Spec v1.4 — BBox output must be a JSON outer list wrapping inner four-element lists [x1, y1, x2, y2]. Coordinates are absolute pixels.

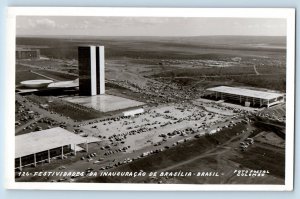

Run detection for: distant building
[[206, 86, 284, 107], [123, 108, 144, 116], [16, 48, 40, 59], [78, 46, 105, 96]]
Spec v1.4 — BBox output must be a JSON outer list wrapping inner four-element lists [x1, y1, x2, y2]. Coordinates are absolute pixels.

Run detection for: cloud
[[28, 18, 56, 28]]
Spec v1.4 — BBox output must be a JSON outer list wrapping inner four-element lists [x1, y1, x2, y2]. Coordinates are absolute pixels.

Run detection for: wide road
[[30, 70, 58, 81]]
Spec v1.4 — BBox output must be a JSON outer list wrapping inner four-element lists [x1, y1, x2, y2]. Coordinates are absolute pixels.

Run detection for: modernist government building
[[78, 46, 105, 96]]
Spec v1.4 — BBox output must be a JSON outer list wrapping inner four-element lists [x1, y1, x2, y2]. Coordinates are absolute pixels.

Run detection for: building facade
[[206, 86, 284, 107], [78, 46, 105, 96], [15, 127, 88, 170]]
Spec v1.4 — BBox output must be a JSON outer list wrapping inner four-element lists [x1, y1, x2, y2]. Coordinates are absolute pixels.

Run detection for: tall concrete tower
[[78, 46, 105, 96]]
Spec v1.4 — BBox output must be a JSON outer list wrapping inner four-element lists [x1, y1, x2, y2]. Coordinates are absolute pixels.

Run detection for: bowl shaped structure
[[20, 79, 54, 88]]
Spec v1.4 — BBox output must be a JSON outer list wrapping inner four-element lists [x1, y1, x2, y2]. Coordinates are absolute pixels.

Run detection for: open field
[[16, 68, 45, 84], [16, 67, 76, 85], [257, 103, 286, 121], [17, 36, 286, 59], [253, 131, 285, 148], [17, 36, 286, 89]]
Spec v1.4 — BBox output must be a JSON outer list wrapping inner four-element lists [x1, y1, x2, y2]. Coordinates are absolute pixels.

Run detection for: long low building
[[15, 127, 88, 170], [123, 108, 144, 116], [206, 86, 284, 107]]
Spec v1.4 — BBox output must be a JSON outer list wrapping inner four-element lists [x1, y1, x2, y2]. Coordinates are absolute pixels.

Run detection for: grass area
[[16, 70, 45, 84], [15, 65, 76, 84], [150, 64, 286, 91], [25, 95, 104, 121], [15, 64, 33, 71], [155, 74, 286, 92], [228, 74, 286, 91], [152, 67, 257, 77], [46, 99, 104, 121], [230, 145, 285, 179], [35, 70, 77, 81]]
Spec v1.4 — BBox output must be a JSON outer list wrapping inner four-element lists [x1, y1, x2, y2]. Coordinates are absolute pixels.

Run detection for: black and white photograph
[[5, 7, 295, 191]]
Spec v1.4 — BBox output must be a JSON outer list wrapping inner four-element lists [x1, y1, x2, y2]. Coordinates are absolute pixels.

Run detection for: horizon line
[[16, 34, 287, 38]]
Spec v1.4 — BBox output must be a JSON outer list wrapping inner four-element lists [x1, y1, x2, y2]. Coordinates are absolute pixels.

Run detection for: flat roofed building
[[78, 46, 105, 96], [15, 127, 87, 170], [206, 86, 284, 107]]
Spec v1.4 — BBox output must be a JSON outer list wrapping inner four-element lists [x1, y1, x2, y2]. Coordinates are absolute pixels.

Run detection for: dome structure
[[20, 79, 54, 88]]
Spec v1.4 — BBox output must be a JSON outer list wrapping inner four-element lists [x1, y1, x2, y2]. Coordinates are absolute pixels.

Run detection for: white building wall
[[90, 46, 97, 96], [99, 46, 105, 94], [123, 108, 144, 116]]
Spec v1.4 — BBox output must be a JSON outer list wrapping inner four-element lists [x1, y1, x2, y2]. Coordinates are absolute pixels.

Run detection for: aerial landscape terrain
[[15, 35, 286, 184]]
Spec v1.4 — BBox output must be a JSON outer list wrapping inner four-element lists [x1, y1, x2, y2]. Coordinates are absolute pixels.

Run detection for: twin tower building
[[78, 46, 105, 96]]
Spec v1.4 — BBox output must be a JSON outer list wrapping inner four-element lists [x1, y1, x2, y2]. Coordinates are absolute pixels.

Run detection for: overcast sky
[[16, 16, 287, 37]]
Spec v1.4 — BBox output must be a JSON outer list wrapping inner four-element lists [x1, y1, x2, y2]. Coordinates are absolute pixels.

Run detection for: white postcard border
[[5, 7, 295, 191]]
